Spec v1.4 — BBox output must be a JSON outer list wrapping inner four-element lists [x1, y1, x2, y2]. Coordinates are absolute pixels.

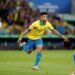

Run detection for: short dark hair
[[40, 12, 47, 16]]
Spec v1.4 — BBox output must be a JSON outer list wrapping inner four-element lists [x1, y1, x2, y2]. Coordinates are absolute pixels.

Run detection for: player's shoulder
[[32, 20, 40, 24], [46, 21, 51, 24], [46, 21, 52, 25], [31, 20, 40, 27]]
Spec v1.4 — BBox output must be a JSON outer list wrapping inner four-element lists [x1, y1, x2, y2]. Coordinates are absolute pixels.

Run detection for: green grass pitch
[[0, 50, 75, 75]]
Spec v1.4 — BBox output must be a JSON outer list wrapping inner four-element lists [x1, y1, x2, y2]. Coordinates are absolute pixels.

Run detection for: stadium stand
[[0, 0, 75, 49]]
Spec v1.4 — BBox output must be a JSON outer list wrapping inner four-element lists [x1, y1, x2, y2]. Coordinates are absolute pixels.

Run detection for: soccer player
[[17, 12, 68, 70]]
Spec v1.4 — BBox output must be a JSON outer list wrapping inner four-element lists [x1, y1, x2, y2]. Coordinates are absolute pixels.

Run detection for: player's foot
[[19, 42, 32, 54], [32, 66, 39, 70], [27, 50, 32, 54]]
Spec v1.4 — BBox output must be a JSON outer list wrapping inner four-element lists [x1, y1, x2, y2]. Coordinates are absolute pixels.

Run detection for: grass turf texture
[[0, 50, 75, 75]]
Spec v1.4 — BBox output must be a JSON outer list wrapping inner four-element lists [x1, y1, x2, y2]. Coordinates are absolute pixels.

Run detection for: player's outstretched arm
[[17, 28, 29, 43], [52, 29, 68, 42]]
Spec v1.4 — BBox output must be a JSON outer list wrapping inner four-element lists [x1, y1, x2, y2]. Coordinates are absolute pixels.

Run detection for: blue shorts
[[27, 38, 43, 50]]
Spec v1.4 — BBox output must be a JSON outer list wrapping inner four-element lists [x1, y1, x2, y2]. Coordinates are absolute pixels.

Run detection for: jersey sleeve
[[47, 22, 54, 30], [29, 21, 36, 30]]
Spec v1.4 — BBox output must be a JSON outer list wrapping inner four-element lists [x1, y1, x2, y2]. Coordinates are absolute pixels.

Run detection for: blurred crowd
[[0, 0, 75, 35]]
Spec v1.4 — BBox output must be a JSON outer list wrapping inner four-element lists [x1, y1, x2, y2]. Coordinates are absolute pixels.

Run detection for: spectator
[[55, 19, 65, 35], [9, 22, 22, 35], [6, 12, 14, 25]]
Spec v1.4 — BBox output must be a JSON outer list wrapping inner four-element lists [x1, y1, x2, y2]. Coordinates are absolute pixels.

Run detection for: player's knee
[[36, 45, 43, 52], [37, 47, 42, 52]]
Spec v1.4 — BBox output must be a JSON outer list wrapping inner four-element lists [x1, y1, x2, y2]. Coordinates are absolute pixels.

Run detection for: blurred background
[[0, 0, 75, 50]]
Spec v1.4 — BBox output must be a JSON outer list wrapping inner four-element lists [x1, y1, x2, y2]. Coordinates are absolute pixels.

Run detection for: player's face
[[41, 15, 48, 22]]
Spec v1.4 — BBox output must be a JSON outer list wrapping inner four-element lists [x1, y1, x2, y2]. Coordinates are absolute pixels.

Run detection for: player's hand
[[62, 35, 69, 42], [17, 38, 22, 43]]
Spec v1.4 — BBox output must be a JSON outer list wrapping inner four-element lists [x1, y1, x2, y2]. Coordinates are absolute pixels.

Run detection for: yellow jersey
[[26, 20, 54, 40]]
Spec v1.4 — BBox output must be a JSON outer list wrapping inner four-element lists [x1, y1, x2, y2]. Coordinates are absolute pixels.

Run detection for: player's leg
[[26, 39, 35, 54], [20, 39, 34, 54], [33, 39, 43, 70]]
